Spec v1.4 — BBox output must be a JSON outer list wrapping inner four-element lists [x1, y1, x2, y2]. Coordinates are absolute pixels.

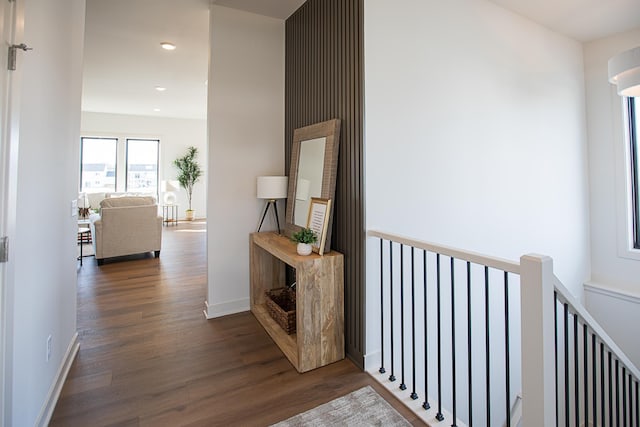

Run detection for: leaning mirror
[[285, 119, 341, 253]]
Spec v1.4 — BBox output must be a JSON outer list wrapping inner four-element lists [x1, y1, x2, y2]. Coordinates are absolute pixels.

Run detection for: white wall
[[6, 0, 85, 424], [583, 28, 640, 367], [365, 0, 590, 293], [205, 6, 284, 317], [365, 0, 590, 421], [81, 112, 207, 219]]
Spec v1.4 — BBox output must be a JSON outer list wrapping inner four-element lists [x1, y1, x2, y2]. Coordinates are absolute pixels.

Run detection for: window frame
[[628, 97, 639, 249]]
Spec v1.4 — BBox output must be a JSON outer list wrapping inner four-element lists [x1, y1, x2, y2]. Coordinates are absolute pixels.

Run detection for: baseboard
[[35, 332, 79, 427], [363, 350, 381, 373], [203, 298, 249, 319]]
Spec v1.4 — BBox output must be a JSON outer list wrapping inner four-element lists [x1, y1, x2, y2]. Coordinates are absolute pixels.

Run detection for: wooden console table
[[250, 232, 344, 373]]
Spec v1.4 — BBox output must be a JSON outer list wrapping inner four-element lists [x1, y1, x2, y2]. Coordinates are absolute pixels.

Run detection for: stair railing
[[367, 230, 640, 427]]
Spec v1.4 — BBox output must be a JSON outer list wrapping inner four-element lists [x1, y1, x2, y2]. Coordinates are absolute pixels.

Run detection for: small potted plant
[[291, 228, 317, 256], [173, 146, 202, 221]]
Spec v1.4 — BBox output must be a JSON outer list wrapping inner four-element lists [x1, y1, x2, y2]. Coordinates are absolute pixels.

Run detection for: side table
[[162, 204, 178, 226], [77, 227, 90, 266]]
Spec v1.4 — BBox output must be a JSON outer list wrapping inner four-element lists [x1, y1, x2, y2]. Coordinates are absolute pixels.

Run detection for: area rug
[[271, 386, 411, 427]]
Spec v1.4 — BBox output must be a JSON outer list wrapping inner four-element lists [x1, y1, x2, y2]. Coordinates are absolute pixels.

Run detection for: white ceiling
[[82, 0, 640, 121]]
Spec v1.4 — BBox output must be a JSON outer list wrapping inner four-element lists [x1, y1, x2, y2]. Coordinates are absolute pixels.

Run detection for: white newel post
[[520, 254, 555, 426]]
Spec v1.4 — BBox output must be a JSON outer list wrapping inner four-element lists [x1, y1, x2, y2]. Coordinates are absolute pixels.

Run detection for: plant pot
[[185, 210, 195, 221], [296, 242, 312, 256]]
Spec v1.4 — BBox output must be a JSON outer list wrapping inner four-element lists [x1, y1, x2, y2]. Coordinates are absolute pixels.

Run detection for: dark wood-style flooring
[[51, 221, 421, 426]]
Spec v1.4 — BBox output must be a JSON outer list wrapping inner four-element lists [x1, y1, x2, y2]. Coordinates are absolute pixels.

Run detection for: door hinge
[[8, 43, 32, 71], [0, 237, 8, 263]]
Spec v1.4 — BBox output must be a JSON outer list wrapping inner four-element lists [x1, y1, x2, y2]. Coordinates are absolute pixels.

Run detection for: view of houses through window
[[80, 137, 160, 196], [80, 137, 117, 193], [125, 139, 159, 194]]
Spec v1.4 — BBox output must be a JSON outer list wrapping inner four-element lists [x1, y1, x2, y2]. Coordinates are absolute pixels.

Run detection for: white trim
[[363, 350, 381, 373], [35, 332, 79, 427], [366, 369, 466, 427], [584, 281, 640, 305], [203, 298, 249, 319]]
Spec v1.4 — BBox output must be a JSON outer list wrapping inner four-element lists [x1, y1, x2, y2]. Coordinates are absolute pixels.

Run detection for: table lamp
[[256, 176, 288, 233]]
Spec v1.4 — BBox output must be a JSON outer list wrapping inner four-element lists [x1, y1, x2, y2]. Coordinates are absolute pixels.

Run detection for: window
[[80, 137, 117, 193], [628, 97, 640, 248], [126, 139, 159, 194]]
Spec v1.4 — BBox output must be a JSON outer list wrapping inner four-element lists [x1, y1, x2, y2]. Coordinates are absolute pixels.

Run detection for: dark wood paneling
[[285, 0, 364, 368]]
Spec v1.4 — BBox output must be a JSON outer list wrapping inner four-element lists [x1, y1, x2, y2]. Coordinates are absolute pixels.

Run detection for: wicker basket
[[265, 287, 296, 334]]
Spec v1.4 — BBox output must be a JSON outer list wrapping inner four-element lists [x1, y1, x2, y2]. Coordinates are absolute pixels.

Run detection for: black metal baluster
[[451, 257, 457, 426], [485, 266, 491, 427], [602, 343, 606, 427], [636, 380, 640, 427], [592, 333, 596, 427], [400, 244, 406, 391], [504, 272, 511, 427], [467, 261, 473, 427], [379, 238, 386, 374], [555, 294, 559, 427], [624, 368, 628, 427], [436, 254, 444, 422], [574, 314, 579, 427], [616, 359, 620, 427], [583, 324, 588, 427], [410, 247, 418, 400], [629, 373, 633, 427], [564, 303, 569, 427], [609, 352, 613, 427], [423, 250, 430, 411], [389, 241, 396, 382]]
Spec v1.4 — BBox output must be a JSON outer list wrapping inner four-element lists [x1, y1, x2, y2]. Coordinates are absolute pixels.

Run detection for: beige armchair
[[90, 196, 162, 265]]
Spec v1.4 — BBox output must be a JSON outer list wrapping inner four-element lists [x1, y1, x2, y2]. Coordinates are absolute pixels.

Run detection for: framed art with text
[[306, 198, 332, 254]]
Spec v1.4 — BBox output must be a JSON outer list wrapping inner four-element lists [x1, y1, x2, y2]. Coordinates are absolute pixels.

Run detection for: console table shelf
[[250, 232, 344, 373]]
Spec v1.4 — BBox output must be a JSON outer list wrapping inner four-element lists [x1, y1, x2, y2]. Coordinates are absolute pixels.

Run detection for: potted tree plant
[[291, 227, 318, 256], [173, 146, 202, 221]]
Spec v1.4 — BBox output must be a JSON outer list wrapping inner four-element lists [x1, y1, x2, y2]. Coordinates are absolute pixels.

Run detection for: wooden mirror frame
[[285, 119, 341, 253]]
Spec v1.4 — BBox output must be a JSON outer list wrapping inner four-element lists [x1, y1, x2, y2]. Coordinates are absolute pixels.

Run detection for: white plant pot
[[296, 243, 312, 256]]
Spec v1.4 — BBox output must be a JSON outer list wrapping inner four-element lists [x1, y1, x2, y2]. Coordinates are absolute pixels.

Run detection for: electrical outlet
[[46, 335, 52, 362]]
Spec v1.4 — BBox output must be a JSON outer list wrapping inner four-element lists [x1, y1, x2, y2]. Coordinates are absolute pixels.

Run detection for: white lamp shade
[[257, 176, 288, 199], [161, 180, 179, 192], [609, 46, 640, 97]]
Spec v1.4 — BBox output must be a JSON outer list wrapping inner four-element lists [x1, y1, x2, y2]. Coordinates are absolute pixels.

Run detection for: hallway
[[51, 222, 418, 426]]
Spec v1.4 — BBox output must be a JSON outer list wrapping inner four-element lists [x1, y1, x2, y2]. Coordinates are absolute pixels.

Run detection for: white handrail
[[368, 230, 521, 274], [554, 275, 640, 380]]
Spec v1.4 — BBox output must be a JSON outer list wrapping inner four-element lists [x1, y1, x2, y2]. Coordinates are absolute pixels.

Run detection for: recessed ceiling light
[[155, 86, 166, 92], [160, 42, 176, 51], [153, 108, 161, 112]]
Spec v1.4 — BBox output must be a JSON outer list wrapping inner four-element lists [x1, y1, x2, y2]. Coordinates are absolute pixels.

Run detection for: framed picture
[[306, 198, 332, 254]]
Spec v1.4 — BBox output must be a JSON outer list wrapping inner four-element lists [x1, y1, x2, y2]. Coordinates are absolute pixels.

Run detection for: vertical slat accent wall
[[285, 0, 365, 367]]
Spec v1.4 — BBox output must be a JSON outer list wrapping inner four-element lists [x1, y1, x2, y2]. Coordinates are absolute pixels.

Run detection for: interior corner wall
[[7, 0, 85, 424], [364, 0, 590, 355], [80, 112, 208, 219], [206, 6, 285, 318], [285, 0, 365, 367]]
